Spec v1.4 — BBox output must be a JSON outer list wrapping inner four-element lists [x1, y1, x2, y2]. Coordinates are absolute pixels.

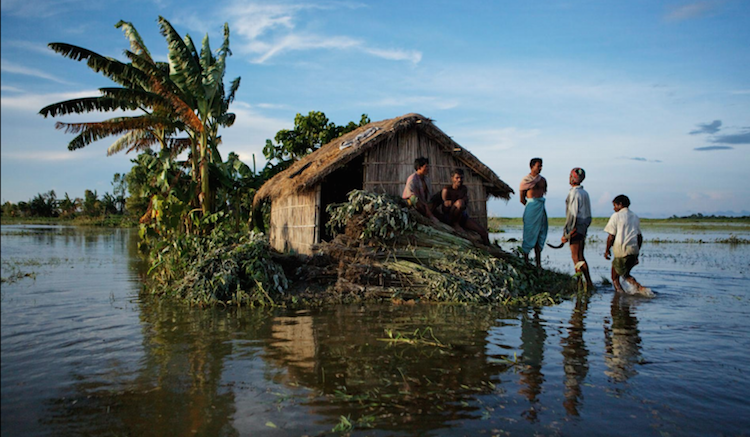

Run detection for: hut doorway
[[319, 156, 364, 242]]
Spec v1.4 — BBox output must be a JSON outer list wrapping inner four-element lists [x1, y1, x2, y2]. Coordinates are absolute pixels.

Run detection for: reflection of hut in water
[[262, 306, 513, 433], [270, 316, 317, 370], [253, 113, 513, 255]]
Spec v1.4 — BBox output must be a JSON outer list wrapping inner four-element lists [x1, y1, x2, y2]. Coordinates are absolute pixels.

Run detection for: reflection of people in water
[[561, 292, 590, 416], [603, 294, 643, 382], [518, 307, 547, 422]]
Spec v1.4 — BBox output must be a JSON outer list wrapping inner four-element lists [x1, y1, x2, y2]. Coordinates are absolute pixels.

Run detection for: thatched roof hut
[[253, 113, 513, 255]]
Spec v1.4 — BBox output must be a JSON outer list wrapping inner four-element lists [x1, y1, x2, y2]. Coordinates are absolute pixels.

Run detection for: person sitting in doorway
[[436, 168, 490, 245], [402, 156, 440, 224]]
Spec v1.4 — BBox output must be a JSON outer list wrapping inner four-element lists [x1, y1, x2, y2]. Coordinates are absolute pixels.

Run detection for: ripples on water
[[1, 224, 749, 436]]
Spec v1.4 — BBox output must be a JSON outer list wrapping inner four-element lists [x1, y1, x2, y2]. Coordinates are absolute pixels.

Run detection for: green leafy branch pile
[[322, 190, 574, 305], [327, 190, 416, 242], [147, 227, 288, 306]]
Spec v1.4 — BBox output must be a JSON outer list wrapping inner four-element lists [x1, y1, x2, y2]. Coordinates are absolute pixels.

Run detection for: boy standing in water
[[519, 158, 548, 268], [604, 195, 650, 294], [562, 167, 594, 289]]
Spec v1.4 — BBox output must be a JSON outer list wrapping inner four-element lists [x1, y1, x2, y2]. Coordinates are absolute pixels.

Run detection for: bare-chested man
[[519, 158, 548, 268], [438, 168, 490, 244]]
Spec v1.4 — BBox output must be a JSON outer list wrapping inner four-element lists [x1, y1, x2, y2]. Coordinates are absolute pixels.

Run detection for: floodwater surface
[[1, 224, 749, 436]]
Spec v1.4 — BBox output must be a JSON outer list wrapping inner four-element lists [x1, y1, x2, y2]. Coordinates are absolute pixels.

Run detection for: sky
[[2, 0, 749, 218]]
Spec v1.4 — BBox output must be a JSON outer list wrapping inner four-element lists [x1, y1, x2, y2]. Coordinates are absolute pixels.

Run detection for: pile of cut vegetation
[[286, 190, 576, 306]]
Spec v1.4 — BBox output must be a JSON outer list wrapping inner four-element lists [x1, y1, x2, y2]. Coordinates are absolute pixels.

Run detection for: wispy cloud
[[665, 1, 720, 22], [689, 119, 721, 135], [455, 127, 542, 151], [368, 95, 459, 111], [1, 90, 99, 113], [694, 145, 733, 151], [1, 150, 95, 162], [1, 59, 73, 85], [620, 157, 663, 163], [2, 40, 59, 57], [222, 1, 421, 64]]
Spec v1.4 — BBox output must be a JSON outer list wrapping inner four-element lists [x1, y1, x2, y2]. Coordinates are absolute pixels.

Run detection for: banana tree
[[40, 17, 240, 218]]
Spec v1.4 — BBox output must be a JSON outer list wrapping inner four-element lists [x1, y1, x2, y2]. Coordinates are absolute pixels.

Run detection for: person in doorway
[[519, 157, 548, 268], [437, 168, 490, 244], [562, 167, 594, 289], [402, 156, 440, 224], [604, 195, 650, 294]]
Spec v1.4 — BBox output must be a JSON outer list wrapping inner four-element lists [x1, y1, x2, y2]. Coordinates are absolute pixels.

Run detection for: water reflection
[[517, 307, 546, 422], [603, 294, 643, 383], [561, 292, 591, 416], [261, 305, 515, 434]]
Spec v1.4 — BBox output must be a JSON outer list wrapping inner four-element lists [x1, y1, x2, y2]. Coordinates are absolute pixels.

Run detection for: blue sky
[[2, 0, 749, 217]]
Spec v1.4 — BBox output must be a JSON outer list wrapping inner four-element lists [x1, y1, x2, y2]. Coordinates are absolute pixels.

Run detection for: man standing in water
[[562, 167, 594, 289], [519, 158, 548, 268], [604, 194, 651, 295]]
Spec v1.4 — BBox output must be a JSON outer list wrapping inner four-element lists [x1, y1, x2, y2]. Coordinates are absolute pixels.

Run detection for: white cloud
[[665, 1, 719, 22], [1, 59, 73, 85], [455, 127, 542, 151], [2, 40, 58, 57], [221, 1, 421, 64], [368, 95, 459, 111], [1, 90, 98, 113], [1, 150, 96, 162]]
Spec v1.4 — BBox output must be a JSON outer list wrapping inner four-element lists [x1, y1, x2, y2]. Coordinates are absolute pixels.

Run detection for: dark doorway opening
[[319, 156, 364, 242]]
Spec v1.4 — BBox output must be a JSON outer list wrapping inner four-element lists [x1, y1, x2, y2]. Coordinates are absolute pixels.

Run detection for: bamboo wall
[[269, 186, 320, 255], [363, 129, 489, 228]]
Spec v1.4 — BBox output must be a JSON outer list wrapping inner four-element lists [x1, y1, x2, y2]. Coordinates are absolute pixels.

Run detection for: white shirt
[[604, 207, 641, 258], [563, 185, 592, 238]]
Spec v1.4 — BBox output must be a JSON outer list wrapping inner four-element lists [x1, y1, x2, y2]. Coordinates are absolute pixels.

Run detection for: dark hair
[[613, 194, 630, 208], [530, 158, 542, 168], [414, 157, 429, 170], [451, 168, 464, 177]]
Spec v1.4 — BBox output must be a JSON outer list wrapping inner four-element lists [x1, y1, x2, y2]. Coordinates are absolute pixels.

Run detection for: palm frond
[[97, 87, 169, 110], [56, 116, 174, 150], [158, 16, 203, 97], [39, 96, 139, 118], [115, 20, 153, 64], [48, 43, 149, 90], [107, 130, 159, 156], [226, 77, 241, 105]]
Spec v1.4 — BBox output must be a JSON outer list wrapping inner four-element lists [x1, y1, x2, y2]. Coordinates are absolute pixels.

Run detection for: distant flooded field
[[2, 223, 749, 436]]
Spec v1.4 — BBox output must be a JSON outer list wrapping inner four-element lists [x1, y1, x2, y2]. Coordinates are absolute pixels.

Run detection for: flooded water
[[2, 223, 749, 436]]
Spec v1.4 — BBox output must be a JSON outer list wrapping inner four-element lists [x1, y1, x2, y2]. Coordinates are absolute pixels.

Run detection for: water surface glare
[[2, 224, 749, 436]]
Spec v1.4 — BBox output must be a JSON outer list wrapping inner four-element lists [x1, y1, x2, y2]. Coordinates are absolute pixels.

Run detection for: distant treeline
[[667, 213, 750, 220]]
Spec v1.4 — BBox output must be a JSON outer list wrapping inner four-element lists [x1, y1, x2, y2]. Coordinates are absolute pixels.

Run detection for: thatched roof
[[253, 113, 514, 208]]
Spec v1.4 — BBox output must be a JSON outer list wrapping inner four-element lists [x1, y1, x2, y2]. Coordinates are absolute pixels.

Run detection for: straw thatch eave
[[253, 113, 514, 210]]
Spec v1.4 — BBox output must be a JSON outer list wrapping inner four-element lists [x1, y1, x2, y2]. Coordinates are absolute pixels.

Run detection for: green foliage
[[323, 190, 575, 305], [326, 190, 415, 242], [41, 16, 242, 217], [145, 225, 288, 306], [262, 111, 369, 177]]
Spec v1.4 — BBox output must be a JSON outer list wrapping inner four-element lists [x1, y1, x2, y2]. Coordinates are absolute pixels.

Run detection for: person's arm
[[637, 233, 643, 249], [520, 189, 528, 205], [442, 187, 451, 208], [604, 234, 615, 259]]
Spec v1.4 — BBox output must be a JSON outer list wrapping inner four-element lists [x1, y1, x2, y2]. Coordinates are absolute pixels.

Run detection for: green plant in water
[[379, 327, 449, 348], [332, 415, 353, 433]]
